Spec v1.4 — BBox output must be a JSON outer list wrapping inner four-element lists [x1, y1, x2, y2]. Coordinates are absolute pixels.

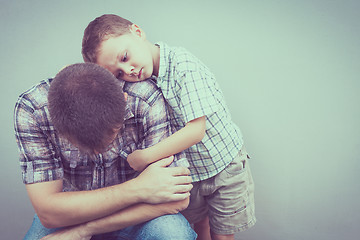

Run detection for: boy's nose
[[124, 65, 135, 76]]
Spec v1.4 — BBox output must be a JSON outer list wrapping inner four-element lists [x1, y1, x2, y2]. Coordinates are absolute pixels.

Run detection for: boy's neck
[[150, 42, 160, 77]]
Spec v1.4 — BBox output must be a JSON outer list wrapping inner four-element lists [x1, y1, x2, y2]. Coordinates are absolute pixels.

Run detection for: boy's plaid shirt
[[155, 42, 244, 182]]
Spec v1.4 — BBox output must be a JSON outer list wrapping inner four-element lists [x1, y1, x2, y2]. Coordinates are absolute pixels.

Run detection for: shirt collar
[[124, 103, 133, 121], [154, 41, 170, 84], [119, 80, 134, 121]]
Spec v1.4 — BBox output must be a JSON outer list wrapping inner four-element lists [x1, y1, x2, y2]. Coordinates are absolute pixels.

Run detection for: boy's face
[[96, 25, 156, 82]]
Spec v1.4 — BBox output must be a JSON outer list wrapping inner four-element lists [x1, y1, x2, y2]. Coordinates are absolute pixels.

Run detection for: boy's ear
[[130, 24, 146, 39]]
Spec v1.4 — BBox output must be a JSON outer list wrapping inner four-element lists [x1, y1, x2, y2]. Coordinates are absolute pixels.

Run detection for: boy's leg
[[193, 217, 234, 240], [181, 181, 212, 239], [194, 216, 211, 240], [210, 231, 235, 240], [23, 214, 61, 240], [182, 147, 256, 239], [208, 147, 256, 238]]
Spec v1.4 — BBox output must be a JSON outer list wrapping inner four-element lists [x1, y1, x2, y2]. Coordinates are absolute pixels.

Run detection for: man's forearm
[[27, 158, 192, 229], [83, 199, 189, 236], [27, 178, 144, 228]]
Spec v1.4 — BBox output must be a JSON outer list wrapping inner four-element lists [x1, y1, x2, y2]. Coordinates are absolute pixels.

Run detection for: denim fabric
[[24, 213, 196, 240]]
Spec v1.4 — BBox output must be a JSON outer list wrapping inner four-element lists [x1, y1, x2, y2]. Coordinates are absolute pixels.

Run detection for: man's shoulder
[[123, 79, 163, 106], [15, 79, 51, 110]]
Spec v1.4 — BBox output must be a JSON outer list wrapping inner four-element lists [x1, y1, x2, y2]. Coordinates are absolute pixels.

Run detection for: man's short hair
[[48, 62, 126, 153], [82, 14, 133, 63]]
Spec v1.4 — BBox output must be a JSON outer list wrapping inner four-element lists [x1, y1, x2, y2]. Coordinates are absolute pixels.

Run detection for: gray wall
[[1, 0, 359, 239]]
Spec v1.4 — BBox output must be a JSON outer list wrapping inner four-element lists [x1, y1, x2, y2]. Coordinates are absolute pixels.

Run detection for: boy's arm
[[146, 116, 206, 163], [26, 156, 192, 229], [128, 116, 206, 171]]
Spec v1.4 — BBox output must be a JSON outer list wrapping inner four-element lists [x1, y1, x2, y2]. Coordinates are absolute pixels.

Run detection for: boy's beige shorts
[[181, 146, 256, 235]]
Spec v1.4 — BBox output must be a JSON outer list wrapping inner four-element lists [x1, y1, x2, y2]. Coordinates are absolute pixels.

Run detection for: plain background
[[1, 0, 359, 239]]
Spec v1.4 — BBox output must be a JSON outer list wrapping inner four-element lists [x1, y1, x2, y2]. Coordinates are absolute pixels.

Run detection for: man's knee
[[137, 213, 197, 240]]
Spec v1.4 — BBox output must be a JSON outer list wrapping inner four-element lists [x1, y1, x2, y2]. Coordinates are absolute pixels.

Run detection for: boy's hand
[[127, 149, 149, 171]]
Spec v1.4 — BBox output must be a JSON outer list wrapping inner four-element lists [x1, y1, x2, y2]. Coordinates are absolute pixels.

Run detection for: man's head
[[82, 14, 159, 83], [48, 62, 126, 154]]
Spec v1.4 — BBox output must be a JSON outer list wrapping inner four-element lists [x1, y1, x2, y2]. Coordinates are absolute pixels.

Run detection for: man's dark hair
[[48, 63, 126, 153]]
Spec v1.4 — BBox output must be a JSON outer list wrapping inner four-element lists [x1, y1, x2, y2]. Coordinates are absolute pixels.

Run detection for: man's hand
[[135, 156, 193, 204], [41, 224, 91, 240], [127, 149, 148, 172], [161, 197, 191, 215]]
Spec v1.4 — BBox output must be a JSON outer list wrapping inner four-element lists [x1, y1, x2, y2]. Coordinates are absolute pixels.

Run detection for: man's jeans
[[24, 213, 196, 239]]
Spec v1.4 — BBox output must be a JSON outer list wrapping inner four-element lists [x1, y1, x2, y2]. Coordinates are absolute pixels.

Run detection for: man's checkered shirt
[[14, 78, 187, 191]]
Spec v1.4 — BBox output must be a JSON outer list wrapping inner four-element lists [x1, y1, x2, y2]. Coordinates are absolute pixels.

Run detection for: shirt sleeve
[[14, 98, 63, 184], [175, 51, 220, 123], [140, 91, 189, 168]]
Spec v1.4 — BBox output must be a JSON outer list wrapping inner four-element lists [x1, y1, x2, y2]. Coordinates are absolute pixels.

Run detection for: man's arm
[[40, 198, 189, 240], [14, 95, 191, 229], [83, 198, 189, 236], [26, 157, 192, 229]]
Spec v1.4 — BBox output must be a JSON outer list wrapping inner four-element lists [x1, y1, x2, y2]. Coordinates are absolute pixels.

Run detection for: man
[[14, 63, 196, 239]]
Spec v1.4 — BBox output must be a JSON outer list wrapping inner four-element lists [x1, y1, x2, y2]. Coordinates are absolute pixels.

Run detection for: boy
[[82, 14, 256, 240], [14, 63, 195, 239]]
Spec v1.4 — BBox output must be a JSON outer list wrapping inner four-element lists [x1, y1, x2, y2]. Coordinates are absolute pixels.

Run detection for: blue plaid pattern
[[14, 78, 187, 191], [155, 42, 244, 182]]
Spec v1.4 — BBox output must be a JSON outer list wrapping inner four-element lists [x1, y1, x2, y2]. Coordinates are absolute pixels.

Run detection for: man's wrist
[[128, 177, 146, 203]]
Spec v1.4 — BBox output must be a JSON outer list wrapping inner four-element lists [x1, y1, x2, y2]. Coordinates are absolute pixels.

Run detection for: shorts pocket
[[223, 150, 249, 176]]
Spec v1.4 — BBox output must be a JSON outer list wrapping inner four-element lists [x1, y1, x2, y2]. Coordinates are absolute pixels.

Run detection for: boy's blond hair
[[82, 14, 133, 63]]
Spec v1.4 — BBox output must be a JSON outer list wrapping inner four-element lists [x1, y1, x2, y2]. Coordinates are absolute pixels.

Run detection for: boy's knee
[[137, 213, 196, 240]]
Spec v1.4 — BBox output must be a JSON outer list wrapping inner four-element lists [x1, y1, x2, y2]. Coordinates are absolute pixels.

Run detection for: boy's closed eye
[[122, 51, 128, 62], [117, 70, 124, 79], [116, 52, 128, 78]]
